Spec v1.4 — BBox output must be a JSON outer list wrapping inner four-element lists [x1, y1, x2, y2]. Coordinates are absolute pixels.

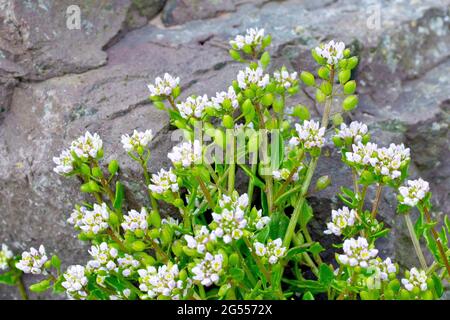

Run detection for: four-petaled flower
[[148, 73, 180, 98], [315, 40, 345, 65], [16, 245, 48, 275]]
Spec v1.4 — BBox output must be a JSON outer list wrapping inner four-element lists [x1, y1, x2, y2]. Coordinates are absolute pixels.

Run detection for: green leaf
[[51, 255, 61, 270], [318, 264, 334, 286], [299, 202, 313, 228], [230, 268, 245, 282], [309, 242, 325, 255], [269, 212, 290, 240], [432, 274, 443, 298], [284, 245, 309, 261], [239, 164, 265, 189], [270, 133, 284, 171], [302, 291, 315, 300], [0, 271, 18, 286], [283, 279, 327, 294], [113, 181, 125, 210], [29, 279, 52, 293], [260, 52, 271, 69]]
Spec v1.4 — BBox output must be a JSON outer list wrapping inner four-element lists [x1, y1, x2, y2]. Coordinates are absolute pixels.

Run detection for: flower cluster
[[335, 121, 368, 143], [272, 168, 300, 181], [148, 73, 180, 98], [138, 264, 190, 299], [402, 268, 428, 292], [68, 203, 110, 234], [290, 120, 325, 149], [315, 40, 345, 65], [375, 143, 410, 180], [254, 238, 287, 264], [398, 178, 430, 207], [177, 95, 210, 119], [337, 237, 378, 268], [53, 132, 103, 175], [273, 68, 298, 89], [229, 28, 265, 50], [212, 193, 249, 243], [0, 244, 13, 270], [192, 253, 223, 286], [324, 206, 357, 236], [121, 129, 153, 153], [87, 242, 118, 272], [345, 142, 379, 167], [184, 226, 215, 254], [237, 67, 269, 90], [211, 86, 239, 111], [148, 168, 179, 195], [15, 245, 48, 275], [168, 140, 202, 168], [117, 254, 141, 277], [248, 209, 271, 230], [62, 265, 88, 299], [369, 257, 397, 281], [121, 208, 149, 233]]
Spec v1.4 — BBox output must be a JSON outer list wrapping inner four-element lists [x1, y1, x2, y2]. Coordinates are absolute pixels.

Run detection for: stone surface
[[1, 0, 450, 299]]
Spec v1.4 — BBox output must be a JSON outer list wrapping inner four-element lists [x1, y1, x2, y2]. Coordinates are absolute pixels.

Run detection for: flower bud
[[343, 80, 356, 95], [362, 134, 370, 144], [293, 105, 310, 120], [218, 249, 228, 268], [300, 71, 315, 86], [338, 70, 351, 85], [172, 240, 183, 257], [229, 49, 242, 62], [222, 115, 234, 129], [332, 113, 344, 126], [273, 97, 284, 113], [109, 212, 119, 227], [260, 52, 271, 69], [172, 86, 181, 99], [332, 136, 343, 147], [179, 269, 188, 281], [343, 48, 351, 58], [282, 120, 290, 131], [149, 210, 161, 228], [399, 289, 411, 300], [229, 253, 239, 267], [131, 240, 146, 252], [311, 48, 326, 65], [108, 159, 119, 175], [317, 67, 329, 80], [388, 279, 400, 292], [315, 175, 331, 191], [347, 57, 359, 70], [153, 101, 165, 110], [343, 95, 358, 111]]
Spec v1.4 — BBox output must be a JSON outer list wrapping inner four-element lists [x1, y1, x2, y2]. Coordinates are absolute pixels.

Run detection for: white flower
[[324, 206, 357, 236], [370, 257, 397, 281], [336, 121, 368, 143], [345, 142, 379, 167], [237, 67, 270, 90], [211, 86, 239, 111], [87, 242, 118, 272], [338, 237, 378, 268], [149, 168, 179, 195], [192, 253, 223, 287], [62, 265, 88, 298], [272, 168, 300, 181], [0, 244, 13, 270], [117, 254, 141, 277], [148, 73, 180, 97], [230, 28, 265, 50], [375, 143, 410, 180], [290, 120, 325, 149], [402, 268, 428, 292], [176, 95, 210, 119], [184, 226, 215, 254], [248, 209, 271, 230], [168, 140, 202, 168], [315, 40, 345, 65], [67, 206, 89, 228], [16, 245, 48, 275], [399, 178, 429, 207], [70, 131, 103, 159], [212, 208, 247, 243], [53, 149, 74, 175], [121, 207, 149, 233], [253, 238, 286, 264], [138, 264, 190, 299], [218, 192, 249, 211], [121, 129, 153, 153], [79, 203, 110, 234], [273, 68, 298, 89]]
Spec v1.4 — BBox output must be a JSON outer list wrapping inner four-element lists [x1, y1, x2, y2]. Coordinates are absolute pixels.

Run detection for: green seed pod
[[332, 136, 343, 147], [320, 81, 332, 96], [384, 289, 395, 300], [293, 104, 310, 120], [338, 70, 351, 85], [412, 287, 420, 297], [29, 279, 51, 293], [360, 170, 375, 185], [172, 86, 181, 99], [347, 56, 359, 70], [172, 240, 183, 257], [108, 159, 119, 175], [222, 99, 232, 111], [315, 89, 326, 103], [182, 246, 197, 257], [80, 182, 92, 193], [44, 260, 52, 269], [242, 44, 252, 55], [218, 284, 230, 297], [311, 48, 326, 65], [388, 279, 401, 292], [343, 48, 351, 58], [214, 129, 225, 149], [80, 163, 91, 177], [88, 180, 101, 193], [399, 289, 411, 300], [362, 134, 371, 144], [153, 101, 166, 110], [343, 95, 358, 111], [262, 35, 272, 48], [282, 120, 290, 131], [315, 175, 331, 191], [421, 290, 434, 300], [360, 291, 370, 300], [242, 99, 254, 115], [229, 253, 239, 267], [109, 212, 119, 227], [148, 228, 160, 240], [92, 167, 103, 178], [317, 67, 330, 80], [135, 229, 144, 238], [78, 232, 90, 241], [222, 115, 234, 129], [160, 226, 173, 246], [244, 88, 255, 99], [261, 93, 274, 107], [248, 133, 259, 153], [260, 52, 271, 69], [272, 97, 284, 113], [131, 240, 146, 252], [229, 49, 242, 62], [343, 80, 356, 95], [332, 113, 344, 126], [135, 252, 156, 266], [300, 71, 315, 86], [150, 210, 161, 228], [173, 198, 184, 208]]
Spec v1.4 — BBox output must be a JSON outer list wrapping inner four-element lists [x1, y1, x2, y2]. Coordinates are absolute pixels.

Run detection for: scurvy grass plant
[[1, 28, 449, 300]]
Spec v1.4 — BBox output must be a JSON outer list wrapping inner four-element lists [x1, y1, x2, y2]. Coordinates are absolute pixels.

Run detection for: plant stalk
[[404, 214, 428, 270]]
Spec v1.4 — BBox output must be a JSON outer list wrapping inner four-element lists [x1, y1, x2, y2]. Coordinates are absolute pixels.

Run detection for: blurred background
[[0, 0, 449, 299]]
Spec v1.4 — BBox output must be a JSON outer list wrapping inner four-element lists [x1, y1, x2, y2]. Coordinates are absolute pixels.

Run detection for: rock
[[125, 0, 167, 30]]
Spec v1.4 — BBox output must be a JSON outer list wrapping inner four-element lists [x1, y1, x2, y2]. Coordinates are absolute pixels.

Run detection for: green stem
[[371, 184, 383, 219], [247, 161, 258, 206], [195, 176, 215, 209], [140, 160, 159, 214], [352, 169, 359, 194], [243, 237, 271, 282], [16, 276, 28, 300], [404, 214, 427, 270]]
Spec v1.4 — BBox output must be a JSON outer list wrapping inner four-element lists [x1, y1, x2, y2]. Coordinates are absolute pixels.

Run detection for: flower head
[[402, 267, 428, 292], [87, 242, 118, 272], [70, 131, 103, 159], [399, 178, 429, 207], [79, 203, 110, 234], [212, 193, 249, 243], [192, 253, 223, 286], [369, 257, 397, 281], [121, 129, 153, 153], [138, 264, 191, 299], [272, 168, 300, 181], [53, 149, 74, 175], [117, 254, 141, 277], [254, 238, 286, 264], [148, 73, 180, 98], [121, 207, 149, 233], [338, 237, 378, 268], [149, 168, 179, 195], [184, 226, 215, 254], [324, 206, 357, 236], [290, 120, 325, 149], [177, 95, 210, 119], [0, 244, 13, 270], [335, 121, 368, 143], [237, 67, 269, 90], [315, 40, 345, 65], [16, 245, 48, 274], [62, 265, 88, 299], [168, 140, 202, 168], [375, 143, 410, 180], [67, 206, 89, 228], [345, 142, 379, 167], [211, 86, 239, 111], [273, 68, 298, 89], [230, 28, 265, 50], [248, 209, 271, 230]]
